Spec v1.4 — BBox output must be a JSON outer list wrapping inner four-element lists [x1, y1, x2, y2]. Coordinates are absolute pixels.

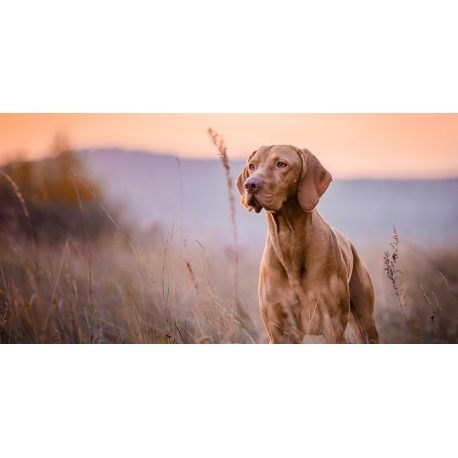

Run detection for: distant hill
[[78, 149, 458, 248]]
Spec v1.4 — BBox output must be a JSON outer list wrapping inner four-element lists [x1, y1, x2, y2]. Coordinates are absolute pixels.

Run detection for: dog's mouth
[[245, 193, 263, 213]]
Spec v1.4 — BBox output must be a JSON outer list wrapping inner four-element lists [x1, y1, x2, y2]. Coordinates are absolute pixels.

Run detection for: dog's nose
[[244, 176, 262, 193]]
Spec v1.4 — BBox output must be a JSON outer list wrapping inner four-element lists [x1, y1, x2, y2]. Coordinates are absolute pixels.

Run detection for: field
[[1, 146, 457, 344], [1, 221, 458, 344]]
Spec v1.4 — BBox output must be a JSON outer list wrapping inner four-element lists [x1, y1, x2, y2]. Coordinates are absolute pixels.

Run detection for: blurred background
[[1, 113, 457, 343]]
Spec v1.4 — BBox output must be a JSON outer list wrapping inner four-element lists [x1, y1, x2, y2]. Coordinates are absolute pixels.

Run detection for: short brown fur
[[236, 145, 379, 344]]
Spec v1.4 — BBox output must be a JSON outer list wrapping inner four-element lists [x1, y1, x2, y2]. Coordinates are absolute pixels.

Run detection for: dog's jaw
[[245, 193, 263, 213]]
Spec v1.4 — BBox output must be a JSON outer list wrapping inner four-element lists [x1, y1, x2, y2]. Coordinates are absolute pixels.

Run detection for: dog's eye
[[249, 164, 256, 170], [277, 162, 287, 168]]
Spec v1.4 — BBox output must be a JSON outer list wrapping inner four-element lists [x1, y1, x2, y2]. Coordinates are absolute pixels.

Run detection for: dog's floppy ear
[[296, 148, 332, 212], [236, 150, 257, 211]]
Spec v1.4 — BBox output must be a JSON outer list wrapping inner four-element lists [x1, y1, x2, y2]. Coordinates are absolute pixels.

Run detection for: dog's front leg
[[260, 303, 304, 344], [320, 304, 350, 344]]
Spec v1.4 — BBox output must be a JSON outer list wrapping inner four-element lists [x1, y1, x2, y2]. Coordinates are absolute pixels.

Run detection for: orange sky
[[1, 114, 457, 178]]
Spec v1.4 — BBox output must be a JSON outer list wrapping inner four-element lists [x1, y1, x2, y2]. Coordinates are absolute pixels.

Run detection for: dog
[[236, 145, 379, 343]]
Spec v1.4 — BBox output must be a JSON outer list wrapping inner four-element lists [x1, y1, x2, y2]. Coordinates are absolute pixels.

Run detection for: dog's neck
[[266, 198, 314, 239], [265, 198, 329, 278]]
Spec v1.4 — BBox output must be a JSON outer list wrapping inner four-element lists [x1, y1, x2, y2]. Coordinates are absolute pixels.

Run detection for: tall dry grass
[[208, 128, 240, 341], [0, 228, 263, 344], [383, 227, 412, 343], [379, 234, 458, 343]]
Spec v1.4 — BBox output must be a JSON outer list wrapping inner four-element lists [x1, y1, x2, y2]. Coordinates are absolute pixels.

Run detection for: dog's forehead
[[253, 145, 300, 161]]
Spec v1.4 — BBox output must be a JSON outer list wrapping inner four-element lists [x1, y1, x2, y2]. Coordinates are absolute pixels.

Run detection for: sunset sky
[[1, 113, 457, 178]]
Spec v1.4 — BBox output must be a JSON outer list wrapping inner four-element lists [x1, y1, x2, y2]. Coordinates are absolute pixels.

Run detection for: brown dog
[[237, 145, 379, 343]]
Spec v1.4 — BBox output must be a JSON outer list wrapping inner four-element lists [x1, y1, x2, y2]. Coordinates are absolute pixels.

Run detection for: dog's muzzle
[[244, 176, 262, 193]]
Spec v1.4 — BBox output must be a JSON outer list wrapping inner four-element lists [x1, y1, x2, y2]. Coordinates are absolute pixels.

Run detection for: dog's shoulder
[[330, 227, 354, 282]]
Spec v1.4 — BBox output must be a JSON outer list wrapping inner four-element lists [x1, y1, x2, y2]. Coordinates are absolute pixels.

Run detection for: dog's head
[[236, 145, 332, 213]]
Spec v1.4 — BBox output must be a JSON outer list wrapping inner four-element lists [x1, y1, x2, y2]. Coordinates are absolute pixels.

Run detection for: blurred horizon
[[1, 113, 458, 179]]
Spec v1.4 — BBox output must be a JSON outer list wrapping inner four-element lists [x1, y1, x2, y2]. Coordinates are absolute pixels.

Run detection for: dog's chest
[[260, 238, 349, 308]]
